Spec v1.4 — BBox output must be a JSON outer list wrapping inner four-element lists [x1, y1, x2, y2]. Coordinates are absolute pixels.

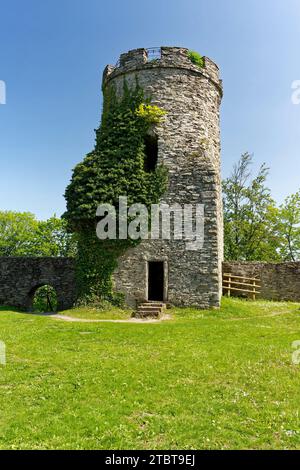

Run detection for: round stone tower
[[102, 46, 223, 309]]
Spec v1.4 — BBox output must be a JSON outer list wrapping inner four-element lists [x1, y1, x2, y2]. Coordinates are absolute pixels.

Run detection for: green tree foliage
[[223, 153, 279, 261], [277, 191, 300, 261], [36, 216, 77, 257], [0, 211, 38, 256], [64, 81, 168, 304], [0, 211, 76, 257]]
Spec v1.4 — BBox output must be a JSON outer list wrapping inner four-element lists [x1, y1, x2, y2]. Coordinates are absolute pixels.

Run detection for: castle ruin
[[103, 47, 223, 309]]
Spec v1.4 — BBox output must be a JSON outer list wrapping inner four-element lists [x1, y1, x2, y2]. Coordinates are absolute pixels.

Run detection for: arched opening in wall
[[144, 133, 158, 172], [30, 285, 58, 313]]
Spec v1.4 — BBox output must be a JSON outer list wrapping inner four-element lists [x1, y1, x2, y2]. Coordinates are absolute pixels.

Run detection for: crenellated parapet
[[102, 46, 222, 94]]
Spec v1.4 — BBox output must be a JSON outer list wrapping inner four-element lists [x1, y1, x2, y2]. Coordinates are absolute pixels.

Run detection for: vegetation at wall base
[[74, 230, 133, 307]]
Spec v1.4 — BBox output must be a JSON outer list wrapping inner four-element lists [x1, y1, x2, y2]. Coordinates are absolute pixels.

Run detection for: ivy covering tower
[[64, 80, 167, 304]]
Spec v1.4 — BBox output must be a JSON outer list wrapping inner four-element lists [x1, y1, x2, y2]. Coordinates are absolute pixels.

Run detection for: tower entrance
[[148, 261, 164, 301]]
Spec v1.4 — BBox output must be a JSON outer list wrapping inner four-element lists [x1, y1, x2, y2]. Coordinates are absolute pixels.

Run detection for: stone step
[[137, 305, 163, 311], [135, 310, 161, 318], [138, 303, 166, 308], [136, 307, 164, 314], [133, 301, 166, 319], [144, 303, 165, 308], [146, 301, 166, 304]]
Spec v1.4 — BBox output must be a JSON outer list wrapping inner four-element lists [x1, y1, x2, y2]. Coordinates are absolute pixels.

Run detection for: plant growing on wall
[[135, 103, 166, 124], [188, 50, 204, 68], [64, 81, 168, 305]]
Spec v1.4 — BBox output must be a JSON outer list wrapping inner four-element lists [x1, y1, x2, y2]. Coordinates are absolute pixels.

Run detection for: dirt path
[[49, 313, 172, 324]]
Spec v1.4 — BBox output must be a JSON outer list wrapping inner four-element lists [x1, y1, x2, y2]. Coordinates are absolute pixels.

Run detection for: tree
[[277, 191, 300, 261], [223, 153, 279, 261], [36, 216, 77, 257], [0, 211, 76, 257], [0, 211, 39, 256]]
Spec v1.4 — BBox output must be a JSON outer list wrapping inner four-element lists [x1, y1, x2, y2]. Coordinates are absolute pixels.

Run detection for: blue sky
[[0, 0, 299, 219]]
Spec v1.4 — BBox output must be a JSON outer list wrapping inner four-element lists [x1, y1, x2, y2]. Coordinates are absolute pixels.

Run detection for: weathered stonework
[[0, 257, 76, 311], [223, 261, 300, 302], [103, 47, 223, 309], [1, 257, 300, 310]]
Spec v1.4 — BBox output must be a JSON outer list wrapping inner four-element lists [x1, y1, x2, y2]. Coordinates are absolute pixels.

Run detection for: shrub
[[135, 103, 166, 124], [188, 50, 204, 68]]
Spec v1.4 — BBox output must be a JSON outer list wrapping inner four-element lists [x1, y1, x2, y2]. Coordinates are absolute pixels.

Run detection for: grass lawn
[[1, 298, 300, 450], [59, 306, 133, 320]]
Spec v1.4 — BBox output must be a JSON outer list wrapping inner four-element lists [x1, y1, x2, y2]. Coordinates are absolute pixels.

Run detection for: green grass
[[1, 298, 300, 449], [59, 306, 132, 320]]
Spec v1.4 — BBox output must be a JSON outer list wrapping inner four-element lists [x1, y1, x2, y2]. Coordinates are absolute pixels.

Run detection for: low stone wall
[[223, 261, 300, 302], [0, 257, 76, 311], [1, 257, 299, 311]]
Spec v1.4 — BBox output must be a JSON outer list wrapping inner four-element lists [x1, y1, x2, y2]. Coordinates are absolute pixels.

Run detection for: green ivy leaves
[[64, 81, 168, 305]]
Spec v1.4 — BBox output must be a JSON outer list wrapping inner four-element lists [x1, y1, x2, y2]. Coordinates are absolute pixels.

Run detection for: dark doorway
[[144, 134, 158, 172], [148, 261, 164, 301]]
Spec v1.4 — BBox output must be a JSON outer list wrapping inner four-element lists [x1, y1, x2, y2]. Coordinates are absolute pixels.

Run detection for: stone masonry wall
[[103, 47, 223, 309], [223, 261, 300, 302], [1, 257, 300, 310], [0, 257, 76, 311]]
